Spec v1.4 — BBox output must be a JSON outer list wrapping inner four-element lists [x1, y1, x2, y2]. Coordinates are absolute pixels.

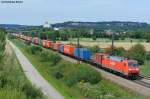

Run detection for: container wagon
[[53, 42, 63, 51], [46, 40, 53, 48], [33, 37, 39, 45], [27, 36, 32, 42], [42, 40, 47, 48], [59, 44, 64, 53], [64, 45, 74, 56], [74, 48, 92, 60]]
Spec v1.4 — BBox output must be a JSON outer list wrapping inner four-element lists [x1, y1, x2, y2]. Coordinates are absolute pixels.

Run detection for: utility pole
[[111, 31, 114, 55], [106, 29, 114, 55], [77, 34, 80, 64]]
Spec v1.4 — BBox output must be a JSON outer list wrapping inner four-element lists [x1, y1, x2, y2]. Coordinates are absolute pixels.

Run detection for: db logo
[[110, 62, 116, 66]]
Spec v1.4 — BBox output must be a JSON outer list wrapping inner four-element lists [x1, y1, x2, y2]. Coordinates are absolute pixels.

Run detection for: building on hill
[[43, 21, 51, 28]]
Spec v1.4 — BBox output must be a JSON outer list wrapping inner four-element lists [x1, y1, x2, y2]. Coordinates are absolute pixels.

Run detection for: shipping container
[[42, 40, 47, 47], [80, 48, 92, 60], [64, 45, 74, 56], [74, 48, 80, 58], [33, 37, 39, 45], [53, 42, 62, 51], [46, 40, 53, 48], [59, 44, 64, 53], [93, 53, 107, 65], [22, 35, 26, 40], [20, 35, 23, 39], [26, 36, 32, 42], [74, 48, 92, 60]]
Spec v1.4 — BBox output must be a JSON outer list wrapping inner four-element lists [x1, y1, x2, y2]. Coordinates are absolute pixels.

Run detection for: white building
[[43, 21, 51, 28]]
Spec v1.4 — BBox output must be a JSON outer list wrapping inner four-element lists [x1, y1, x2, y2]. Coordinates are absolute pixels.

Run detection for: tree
[[127, 44, 146, 65], [105, 47, 126, 56]]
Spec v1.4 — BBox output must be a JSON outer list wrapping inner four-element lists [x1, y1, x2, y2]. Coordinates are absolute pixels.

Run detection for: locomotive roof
[[109, 56, 126, 62]]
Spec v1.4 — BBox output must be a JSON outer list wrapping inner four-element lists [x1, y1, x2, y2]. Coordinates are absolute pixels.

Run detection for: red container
[[64, 45, 74, 56], [93, 53, 108, 65], [42, 40, 47, 47], [25, 36, 30, 41], [20, 35, 23, 39], [53, 42, 62, 51], [28, 37, 32, 42], [23, 35, 26, 40], [33, 37, 39, 44], [46, 40, 53, 48], [24, 36, 26, 40]]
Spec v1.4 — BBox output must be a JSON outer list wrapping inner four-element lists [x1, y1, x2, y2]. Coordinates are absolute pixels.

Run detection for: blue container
[[59, 44, 64, 53], [80, 48, 92, 60], [73, 48, 92, 60], [74, 48, 79, 58]]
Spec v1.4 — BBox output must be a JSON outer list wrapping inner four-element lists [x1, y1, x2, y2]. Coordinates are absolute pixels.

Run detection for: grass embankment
[[141, 61, 150, 76], [11, 39, 145, 99], [0, 43, 45, 99]]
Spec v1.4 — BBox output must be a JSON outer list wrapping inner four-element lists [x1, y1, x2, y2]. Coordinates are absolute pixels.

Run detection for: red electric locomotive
[[93, 53, 139, 78]]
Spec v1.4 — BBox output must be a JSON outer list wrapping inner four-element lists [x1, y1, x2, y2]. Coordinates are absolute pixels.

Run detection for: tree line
[[15, 25, 150, 42]]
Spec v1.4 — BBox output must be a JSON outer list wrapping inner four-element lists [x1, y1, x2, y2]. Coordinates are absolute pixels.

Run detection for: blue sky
[[0, 0, 150, 25]]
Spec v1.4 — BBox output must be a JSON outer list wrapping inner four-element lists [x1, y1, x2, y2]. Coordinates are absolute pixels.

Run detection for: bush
[[22, 82, 43, 99], [105, 47, 126, 56], [7, 33, 15, 39], [63, 64, 101, 87], [52, 71, 64, 79], [40, 51, 50, 62], [146, 52, 150, 60], [50, 60, 101, 87], [127, 44, 146, 65], [28, 45, 42, 55], [25, 41, 31, 45], [49, 53, 62, 65], [92, 36, 97, 40], [90, 45, 100, 53], [39, 50, 62, 65]]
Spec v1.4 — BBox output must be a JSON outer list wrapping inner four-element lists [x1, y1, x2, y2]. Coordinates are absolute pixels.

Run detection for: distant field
[[61, 38, 150, 51]]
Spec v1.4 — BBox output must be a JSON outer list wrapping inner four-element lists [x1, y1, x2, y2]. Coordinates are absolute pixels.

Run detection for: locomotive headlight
[[128, 69, 132, 71], [136, 68, 139, 71]]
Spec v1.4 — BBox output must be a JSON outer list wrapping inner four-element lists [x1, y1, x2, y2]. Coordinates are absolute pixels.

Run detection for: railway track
[[133, 74, 150, 88], [139, 74, 150, 80]]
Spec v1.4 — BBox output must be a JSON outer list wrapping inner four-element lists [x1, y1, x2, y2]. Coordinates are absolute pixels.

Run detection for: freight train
[[14, 34, 140, 79]]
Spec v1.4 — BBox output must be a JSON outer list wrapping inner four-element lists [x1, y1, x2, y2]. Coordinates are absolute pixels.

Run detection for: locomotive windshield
[[128, 60, 138, 67]]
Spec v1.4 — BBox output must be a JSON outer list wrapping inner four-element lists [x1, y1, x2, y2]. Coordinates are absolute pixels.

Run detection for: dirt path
[[8, 41, 65, 99]]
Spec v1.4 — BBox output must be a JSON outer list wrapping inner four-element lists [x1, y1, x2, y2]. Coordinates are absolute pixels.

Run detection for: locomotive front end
[[128, 60, 140, 79]]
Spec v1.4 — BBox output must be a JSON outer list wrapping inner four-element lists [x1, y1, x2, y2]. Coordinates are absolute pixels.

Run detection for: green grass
[[0, 42, 46, 99], [140, 61, 150, 76], [11, 39, 147, 99]]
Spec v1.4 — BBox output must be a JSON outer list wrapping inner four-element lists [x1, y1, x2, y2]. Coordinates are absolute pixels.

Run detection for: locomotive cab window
[[128, 62, 138, 67]]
